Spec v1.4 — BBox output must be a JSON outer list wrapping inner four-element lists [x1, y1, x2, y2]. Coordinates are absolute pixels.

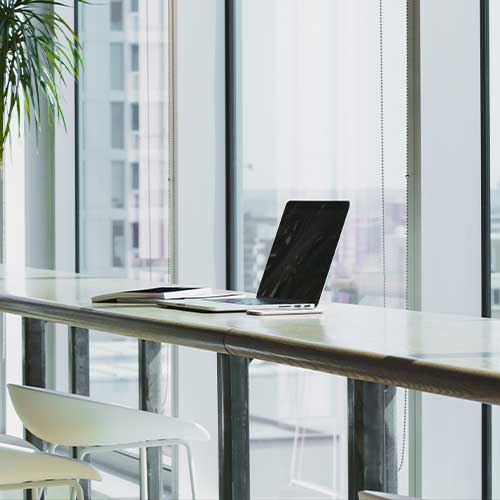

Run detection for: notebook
[[91, 286, 240, 304]]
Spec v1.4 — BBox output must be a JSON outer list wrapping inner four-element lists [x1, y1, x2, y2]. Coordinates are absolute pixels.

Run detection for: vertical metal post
[[480, 1, 492, 500], [167, 0, 178, 285], [482, 404, 492, 500], [225, 0, 238, 289], [139, 340, 164, 499], [406, 1, 422, 497], [69, 327, 91, 500], [348, 380, 397, 500], [22, 318, 46, 500], [217, 353, 250, 500], [22, 318, 46, 450], [406, 0, 421, 313], [69, 327, 90, 397], [73, 0, 81, 273]]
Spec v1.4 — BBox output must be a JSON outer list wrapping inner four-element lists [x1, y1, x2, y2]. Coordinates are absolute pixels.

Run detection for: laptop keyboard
[[211, 297, 283, 305]]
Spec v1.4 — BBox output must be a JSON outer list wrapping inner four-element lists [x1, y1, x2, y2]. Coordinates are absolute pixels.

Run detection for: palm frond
[[0, 0, 83, 164]]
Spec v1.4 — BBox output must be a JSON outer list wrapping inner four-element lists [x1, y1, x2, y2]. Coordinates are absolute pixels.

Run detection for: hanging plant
[[0, 0, 82, 164]]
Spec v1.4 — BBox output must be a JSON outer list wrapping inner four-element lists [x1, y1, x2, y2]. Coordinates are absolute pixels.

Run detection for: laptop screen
[[256, 200, 349, 304]]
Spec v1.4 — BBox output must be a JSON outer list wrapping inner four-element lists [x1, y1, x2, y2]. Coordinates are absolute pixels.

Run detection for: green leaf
[[0, 0, 85, 163]]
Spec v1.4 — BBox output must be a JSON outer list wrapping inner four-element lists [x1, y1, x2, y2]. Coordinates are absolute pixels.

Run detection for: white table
[[1, 267, 499, 499]]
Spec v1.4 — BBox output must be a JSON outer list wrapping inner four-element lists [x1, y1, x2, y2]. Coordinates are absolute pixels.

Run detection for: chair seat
[[0, 446, 101, 485], [8, 384, 210, 448]]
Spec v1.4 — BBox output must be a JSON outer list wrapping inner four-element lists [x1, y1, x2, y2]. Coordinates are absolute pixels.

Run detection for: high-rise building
[[80, 0, 171, 281]]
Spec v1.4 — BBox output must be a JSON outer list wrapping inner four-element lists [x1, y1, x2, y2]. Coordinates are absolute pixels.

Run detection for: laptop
[[159, 200, 349, 312]]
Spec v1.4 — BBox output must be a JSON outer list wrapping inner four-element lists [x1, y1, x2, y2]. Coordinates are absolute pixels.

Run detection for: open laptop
[[159, 200, 349, 312]]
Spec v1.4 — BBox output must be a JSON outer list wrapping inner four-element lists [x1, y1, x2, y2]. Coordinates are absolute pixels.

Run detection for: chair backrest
[[8, 384, 209, 447]]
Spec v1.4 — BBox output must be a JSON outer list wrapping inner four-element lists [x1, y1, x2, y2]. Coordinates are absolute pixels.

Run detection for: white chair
[[8, 384, 209, 500], [289, 369, 343, 498], [0, 434, 100, 500], [359, 491, 421, 500]]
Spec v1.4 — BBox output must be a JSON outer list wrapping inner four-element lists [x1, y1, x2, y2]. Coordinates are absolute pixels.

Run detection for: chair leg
[[35, 444, 57, 500], [180, 442, 197, 500], [71, 450, 88, 500], [73, 481, 85, 500], [140, 447, 148, 500]]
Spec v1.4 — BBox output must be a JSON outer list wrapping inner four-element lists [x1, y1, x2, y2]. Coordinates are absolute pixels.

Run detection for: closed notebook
[[92, 286, 238, 303]]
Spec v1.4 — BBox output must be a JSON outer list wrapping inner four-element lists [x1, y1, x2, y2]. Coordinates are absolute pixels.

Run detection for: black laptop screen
[[256, 200, 349, 304]]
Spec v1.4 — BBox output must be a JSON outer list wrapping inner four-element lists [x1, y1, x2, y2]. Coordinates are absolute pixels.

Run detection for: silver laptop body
[[159, 200, 349, 313]]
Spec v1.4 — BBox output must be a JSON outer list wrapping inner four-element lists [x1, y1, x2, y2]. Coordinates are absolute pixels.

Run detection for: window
[[110, 43, 124, 91], [235, 1, 407, 307], [131, 222, 139, 249], [79, 0, 173, 494], [110, 1, 123, 31], [112, 220, 125, 267], [81, 4, 171, 277], [494, 289, 500, 306], [233, 0, 408, 497], [131, 102, 139, 131], [111, 161, 125, 208], [131, 44, 139, 72], [131, 162, 139, 190], [110, 102, 125, 149]]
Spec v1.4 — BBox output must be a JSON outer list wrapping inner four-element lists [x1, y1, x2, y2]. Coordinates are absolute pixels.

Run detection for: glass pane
[[131, 102, 139, 131], [111, 102, 125, 149], [111, 161, 125, 208], [110, 0, 123, 31], [79, 0, 172, 494], [80, 1, 171, 279], [131, 161, 140, 190], [112, 220, 125, 267], [110, 43, 124, 91], [235, 0, 408, 497], [131, 43, 139, 72]]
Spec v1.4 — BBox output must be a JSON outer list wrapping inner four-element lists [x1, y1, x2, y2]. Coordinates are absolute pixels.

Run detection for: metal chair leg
[[179, 442, 197, 500], [73, 481, 85, 500], [38, 445, 56, 500], [70, 450, 88, 500]]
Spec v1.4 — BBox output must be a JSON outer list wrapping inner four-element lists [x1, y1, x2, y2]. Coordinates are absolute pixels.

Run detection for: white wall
[[420, 1, 482, 498], [176, 0, 226, 497]]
